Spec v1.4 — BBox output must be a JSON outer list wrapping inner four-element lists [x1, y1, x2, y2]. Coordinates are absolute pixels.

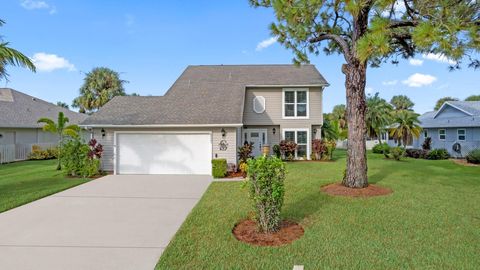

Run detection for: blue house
[[414, 101, 480, 158]]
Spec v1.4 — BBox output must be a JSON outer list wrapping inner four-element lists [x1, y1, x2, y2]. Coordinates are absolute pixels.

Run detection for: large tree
[[0, 19, 35, 80], [73, 67, 127, 114], [465, 94, 480, 101], [434, 96, 458, 110], [390, 95, 414, 111], [366, 93, 393, 143], [250, 0, 479, 188]]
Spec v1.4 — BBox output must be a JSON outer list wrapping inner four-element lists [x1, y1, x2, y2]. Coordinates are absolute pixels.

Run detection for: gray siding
[[92, 127, 237, 172], [414, 127, 480, 157], [435, 106, 470, 119]]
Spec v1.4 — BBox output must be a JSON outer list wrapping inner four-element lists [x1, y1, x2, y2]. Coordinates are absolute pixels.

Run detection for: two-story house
[[80, 65, 329, 175]]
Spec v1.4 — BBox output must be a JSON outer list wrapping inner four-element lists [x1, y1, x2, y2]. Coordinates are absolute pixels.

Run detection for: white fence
[[0, 143, 57, 164]]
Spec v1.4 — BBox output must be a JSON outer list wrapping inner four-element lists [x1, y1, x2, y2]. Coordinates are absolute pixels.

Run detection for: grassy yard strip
[[157, 151, 480, 269], [0, 160, 90, 213]]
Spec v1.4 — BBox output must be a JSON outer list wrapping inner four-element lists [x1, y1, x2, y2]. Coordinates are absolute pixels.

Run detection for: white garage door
[[116, 133, 212, 175]]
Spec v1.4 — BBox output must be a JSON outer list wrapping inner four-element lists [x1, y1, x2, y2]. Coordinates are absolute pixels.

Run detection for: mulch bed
[[321, 183, 392, 197], [232, 219, 304, 246], [225, 171, 245, 178], [450, 159, 480, 167]]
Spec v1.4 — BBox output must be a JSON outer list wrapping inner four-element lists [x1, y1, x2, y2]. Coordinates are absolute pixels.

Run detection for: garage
[[115, 132, 212, 175]]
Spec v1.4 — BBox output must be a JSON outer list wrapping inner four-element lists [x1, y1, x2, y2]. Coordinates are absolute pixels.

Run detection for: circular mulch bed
[[232, 219, 304, 246], [321, 183, 392, 197]]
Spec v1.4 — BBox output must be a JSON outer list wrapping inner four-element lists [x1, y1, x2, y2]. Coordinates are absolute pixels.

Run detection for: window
[[283, 88, 309, 118], [439, 129, 446, 140], [424, 129, 428, 138], [283, 129, 309, 159], [457, 129, 466, 141], [253, 96, 266, 113]]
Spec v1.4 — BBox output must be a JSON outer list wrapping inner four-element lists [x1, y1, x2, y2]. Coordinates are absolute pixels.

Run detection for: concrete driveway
[[0, 175, 211, 270]]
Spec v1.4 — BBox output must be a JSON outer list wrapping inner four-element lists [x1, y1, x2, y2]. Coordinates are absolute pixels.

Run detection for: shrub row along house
[[80, 65, 328, 175], [413, 101, 480, 158], [0, 88, 87, 163]]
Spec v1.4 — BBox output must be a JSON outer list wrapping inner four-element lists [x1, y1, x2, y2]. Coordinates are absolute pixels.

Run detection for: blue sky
[[1, 0, 478, 114]]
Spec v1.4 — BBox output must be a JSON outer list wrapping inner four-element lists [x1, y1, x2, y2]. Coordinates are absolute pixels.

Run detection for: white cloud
[[31, 53, 75, 72], [382, 80, 398, 86], [256, 37, 277, 51], [20, 0, 56, 14], [422, 53, 457, 65], [402, 73, 437, 87], [409, 59, 423, 66]]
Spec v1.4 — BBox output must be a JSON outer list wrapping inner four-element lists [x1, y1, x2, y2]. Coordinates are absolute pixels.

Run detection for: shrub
[[466, 149, 480, 164], [239, 161, 248, 176], [62, 138, 103, 177], [422, 137, 432, 150], [246, 156, 286, 233], [324, 140, 336, 160], [427, 149, 450, 160], [279, 140, 297, 161], [272, 144, 281, 158], [372, 143, 390, 154], [238, 142, 253, 164], [405, 148, 429, 159], [211, 159, 227, 178], [389, 146, 405, 161], [28, 146, 58, 160], [311, 139, 336, 161]]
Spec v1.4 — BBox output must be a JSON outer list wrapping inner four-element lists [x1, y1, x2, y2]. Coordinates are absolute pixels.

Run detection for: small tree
[[434, 97, 459, 110], [366, 93, 393, 143], [465, 95, 480, 101], [246, 156, 286, 233], [37, 112, 80, 170], [389, 110, 422, 147]]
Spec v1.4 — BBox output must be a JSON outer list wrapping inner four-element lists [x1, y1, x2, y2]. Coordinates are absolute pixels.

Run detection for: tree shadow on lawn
[[281, 187, 334, 225]]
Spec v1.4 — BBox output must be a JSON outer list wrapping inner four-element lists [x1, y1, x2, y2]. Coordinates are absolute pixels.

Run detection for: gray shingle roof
[[0, 88, 88, 128], [82, 64, 328, 126], [419, 101, 480, 128]]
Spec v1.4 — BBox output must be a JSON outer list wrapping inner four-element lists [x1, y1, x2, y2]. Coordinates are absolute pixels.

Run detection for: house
[[80, 64, 328, 175], [0, 88, 87, 162], [413, 101, 480, 157]]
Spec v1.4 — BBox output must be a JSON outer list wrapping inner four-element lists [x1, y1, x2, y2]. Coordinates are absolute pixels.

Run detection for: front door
[[244, 129, 267, 157]]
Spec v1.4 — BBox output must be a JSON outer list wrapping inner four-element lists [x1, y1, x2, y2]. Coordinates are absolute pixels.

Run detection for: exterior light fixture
[[272, 127, 276, 135], [313, 128, 317, 135], [101, 128, 106, 138], [221, 128, 226, 138]]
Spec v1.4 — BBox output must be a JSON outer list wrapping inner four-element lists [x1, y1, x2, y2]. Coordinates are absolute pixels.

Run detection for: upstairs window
[[439, 129, 446, 140], [283, 88, 309, 118], [457, 129, 466, 141]]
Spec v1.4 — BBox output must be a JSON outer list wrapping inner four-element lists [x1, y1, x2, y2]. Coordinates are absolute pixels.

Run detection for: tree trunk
[[57, 134, 62, 170], [342, 62, 368, 188]]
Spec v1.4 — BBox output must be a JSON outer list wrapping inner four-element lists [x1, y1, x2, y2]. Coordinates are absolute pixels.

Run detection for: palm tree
[[72, 67, 127, 114], [0, 19, 36, 81], [330, 104, 347, 129], [390, 95, 414, 111], [389, 110, 422, 147], [366, 93, 393, 143], [38, 112, 80, 170]]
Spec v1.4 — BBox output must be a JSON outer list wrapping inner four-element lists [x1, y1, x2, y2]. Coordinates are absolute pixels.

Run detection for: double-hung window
[[283, 129, 309, 159], [283, 89, 309, 118], [439, 129, 446, 140], [457, 129, 466, 141]]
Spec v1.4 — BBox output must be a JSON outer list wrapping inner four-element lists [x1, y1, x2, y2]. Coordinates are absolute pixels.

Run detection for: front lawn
[[157, 151, 480, 269], [0, 160, 90, 213]]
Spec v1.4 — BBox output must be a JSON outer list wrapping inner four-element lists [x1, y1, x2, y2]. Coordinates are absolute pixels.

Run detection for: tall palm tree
[[0, 19, 36, 80], [390, 95, 414, 111], [330, 104, 347, 129], [366, 93, 393, 143], [72, 67, 127, 114], [389, 110, 422, 147], [38, 112, 80, 170]]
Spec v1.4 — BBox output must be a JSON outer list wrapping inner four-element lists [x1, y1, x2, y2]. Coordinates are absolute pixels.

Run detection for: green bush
[[61, 138, 103, 177], [372, 143, 390, 154], [246, 156, 286, 233], [272, 144, 281, 158], [389, 146, 405, 161], [427, 149, 450, 160], [211, 158, 227, 178], [28, 147, 58, 160], [466, 149, 480, 164]]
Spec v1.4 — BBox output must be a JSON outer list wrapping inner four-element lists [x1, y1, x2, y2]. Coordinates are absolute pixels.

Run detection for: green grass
[[157, 151, 480, 269], [0, 159, 89, 213]]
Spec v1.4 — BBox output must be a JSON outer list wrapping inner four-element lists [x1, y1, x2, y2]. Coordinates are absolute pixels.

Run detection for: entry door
[[245, 129, 267, 157]]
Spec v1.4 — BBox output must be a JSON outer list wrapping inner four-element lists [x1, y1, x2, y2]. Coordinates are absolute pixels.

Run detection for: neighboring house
[[80, 64, 328, 175], [0, 88, 87, 162], [413, 101, 480, 157]]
